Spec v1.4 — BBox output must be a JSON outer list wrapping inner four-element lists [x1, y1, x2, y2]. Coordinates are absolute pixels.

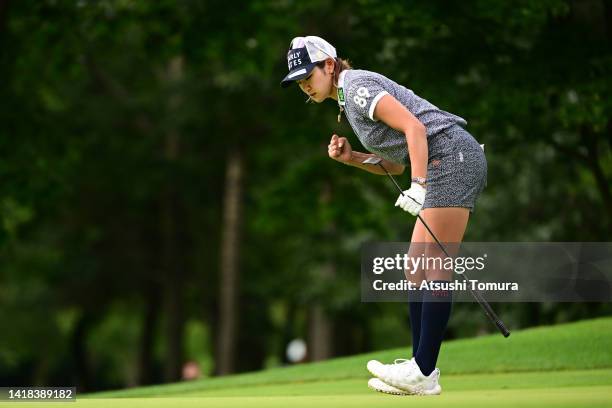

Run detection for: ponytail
[[316, 57, 352, 87], [333, 58, 351, 87]]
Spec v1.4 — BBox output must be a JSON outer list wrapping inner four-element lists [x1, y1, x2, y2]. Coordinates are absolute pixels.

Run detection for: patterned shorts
[[423, 125, 487, 212]]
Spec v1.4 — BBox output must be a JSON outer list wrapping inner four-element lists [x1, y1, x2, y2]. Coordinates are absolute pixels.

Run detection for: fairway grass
[[2, 317, 611, 407]]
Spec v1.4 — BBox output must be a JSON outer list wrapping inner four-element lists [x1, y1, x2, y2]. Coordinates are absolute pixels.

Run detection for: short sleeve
[[346, 75, 389, 122]]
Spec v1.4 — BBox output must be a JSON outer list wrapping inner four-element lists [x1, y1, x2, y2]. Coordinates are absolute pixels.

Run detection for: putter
[[363, 157, 510, 338]]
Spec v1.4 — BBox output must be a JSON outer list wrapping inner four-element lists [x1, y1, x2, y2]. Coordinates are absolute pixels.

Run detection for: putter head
[[362, 157, 383, 165]]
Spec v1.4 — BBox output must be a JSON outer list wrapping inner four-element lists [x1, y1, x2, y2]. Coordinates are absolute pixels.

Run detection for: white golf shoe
[[367, 378, 410, 395], [366, 357, 442, 395]]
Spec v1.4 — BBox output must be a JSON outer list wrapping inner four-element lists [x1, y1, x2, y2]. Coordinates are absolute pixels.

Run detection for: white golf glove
[[395, 182, 426, 216]]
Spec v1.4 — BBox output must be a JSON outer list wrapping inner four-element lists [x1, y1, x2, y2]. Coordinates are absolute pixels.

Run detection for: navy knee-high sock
[[415, 280, 453, 376], [408, 291, 424, 358]]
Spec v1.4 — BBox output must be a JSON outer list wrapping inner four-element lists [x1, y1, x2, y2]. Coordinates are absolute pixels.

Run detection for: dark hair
[[316, 57, 352, 87]]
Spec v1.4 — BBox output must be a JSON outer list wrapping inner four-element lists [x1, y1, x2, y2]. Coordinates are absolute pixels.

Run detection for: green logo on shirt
[[338, 88, 345, 103]]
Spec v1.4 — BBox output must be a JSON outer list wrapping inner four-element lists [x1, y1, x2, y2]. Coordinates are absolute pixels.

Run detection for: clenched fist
[[328, 134, 352, 163]]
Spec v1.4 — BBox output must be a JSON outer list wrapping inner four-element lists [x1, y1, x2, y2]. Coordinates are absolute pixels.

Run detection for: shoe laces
[[390, 358, 417, 376], [387, 358, 421, 377]]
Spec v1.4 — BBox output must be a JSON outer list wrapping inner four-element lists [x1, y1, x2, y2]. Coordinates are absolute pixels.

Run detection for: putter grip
[[478, 294, 511, 338], [496, 320, 511, 338]]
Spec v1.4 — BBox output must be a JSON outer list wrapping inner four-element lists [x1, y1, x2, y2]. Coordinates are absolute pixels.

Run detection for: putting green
[[3, 318, 612, 407], [3, 369, 612, 407]]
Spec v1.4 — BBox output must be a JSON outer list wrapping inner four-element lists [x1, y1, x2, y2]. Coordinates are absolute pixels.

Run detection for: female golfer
[[281, 36, 487, 395]]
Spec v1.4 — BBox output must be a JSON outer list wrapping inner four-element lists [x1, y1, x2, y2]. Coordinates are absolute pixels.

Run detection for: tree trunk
[[136, 282, 160, 385], [281, 303, 297, 364], [161, 56, 186, 382], [0, 0, 9, 35], [308, 302, 333, 361], [216, 149, 244, 375], [604, 1, 612, 42], [570, 0, 607, 38], [308, 182, 335, 361], [161, 128, 185, 382], [71, 313, 94, 392]]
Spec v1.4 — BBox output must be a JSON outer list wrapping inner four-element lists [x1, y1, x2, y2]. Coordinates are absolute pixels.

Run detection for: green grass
[[3, 317, 612, 407]]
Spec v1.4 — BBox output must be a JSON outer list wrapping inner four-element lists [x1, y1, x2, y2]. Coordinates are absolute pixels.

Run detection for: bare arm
[[373, 94, 427, 181], [328, 134, 404, 175], [345, 150, 405, 175]]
